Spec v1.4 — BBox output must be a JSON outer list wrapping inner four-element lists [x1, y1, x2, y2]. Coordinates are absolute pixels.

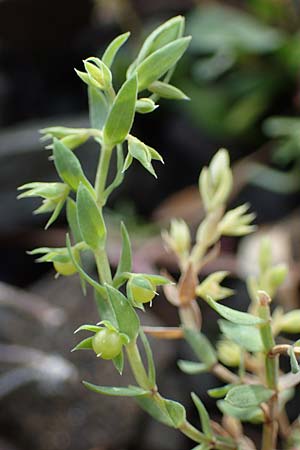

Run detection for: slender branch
[[125, 339, 152, 390], [269, 344, 300, 357]]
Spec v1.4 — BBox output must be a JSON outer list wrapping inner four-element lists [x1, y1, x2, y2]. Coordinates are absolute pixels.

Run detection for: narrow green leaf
[[83, 382, 149, 396], [127, 16, 184, 77], [191, 392, 213, 437], [113, 222, 132, 286], [105, 284, 140, 341], [207, 384, 234, 399], [217, 400, 264, 424], [71, 337, 93, 351], [136, 37, 191, 92], [177, 360, 208, 375], [66, 198, 82, 243], [103, 75, 138, 147], [219, 320, 263, 352], [103, 144, 125, 201], [102, 32, 130, 68], [74, 324, 102, 334], [88, 86, 108, 130], [140, 329, 156, 386], [53, 138, 90, 191], [127, 135, 157, 177], [225, 384, 274, 408], [288, 347, 300, 374], [165, 399, 186, 428], [149, 81, 189, 100], [76, 184, 106, 250], [183, 328, 217, 367], [135, 396, 173, 427], [205, 296, 264, 325]]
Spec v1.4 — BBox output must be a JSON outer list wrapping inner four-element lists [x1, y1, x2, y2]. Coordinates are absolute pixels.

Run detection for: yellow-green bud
[[136, 98, 158, 114], [279, 310, 300, 334], [128, 276, 156, 304], [162, 219, 191, 257], [196, 271, 233, 301], [53, 260, 77, 276]]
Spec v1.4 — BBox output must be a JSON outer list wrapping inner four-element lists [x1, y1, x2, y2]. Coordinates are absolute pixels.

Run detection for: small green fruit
[[53, 260, 77, 276], [129, 276, 156, 304], [92, 328, 123, 359]]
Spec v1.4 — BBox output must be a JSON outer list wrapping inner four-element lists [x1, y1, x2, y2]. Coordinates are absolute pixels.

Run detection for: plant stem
[[258, 292, 279, 450], [126, 339, 152, 390], [179, 420, 207, 443], [95, 247, 112, 284], [95, 143, 113, 207]]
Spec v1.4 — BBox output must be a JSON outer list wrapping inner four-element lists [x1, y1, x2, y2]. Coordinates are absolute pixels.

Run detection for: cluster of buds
[[76, 57, 112, 92]]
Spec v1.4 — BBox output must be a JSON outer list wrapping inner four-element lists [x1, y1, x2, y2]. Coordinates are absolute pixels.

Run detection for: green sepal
[[74, 324, 102, 334], [103, 74, 138, 147], [217, 400, 264, 424], [140, 329, 156, 387], [148, 81, 189, 100], [53, 138, 91, 192], [205, 296, 264, 325], [71, 337, 93, 352], [113, 222, 132, 288], [105, 284, 140, 341], [219, 319, 263, 352], [183, 328, 217, 368], [177, 360, 208, 375], [76, 184, 106, 250], [136, 36, 191, 92], [88, 86, 108, 130], [207, 384, 234, 399], [191, 392, 213, 438], [102, 32, 130, 68], [83, 382, 149, 397], [288, 346, 300, 374], [225, 384, 274, 408], [112, 350, 124, 375]]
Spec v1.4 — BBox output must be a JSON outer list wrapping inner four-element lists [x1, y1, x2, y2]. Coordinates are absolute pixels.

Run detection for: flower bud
[[162, 219, 191, 257], [279, 310, 300, 334], [196, 271, 233, 301], [92, 328, 124, 360], [218, 203, 256, 236], [217, 339, 241, 367], [199, 149, 233, 212], [136, 98, 158, 114]]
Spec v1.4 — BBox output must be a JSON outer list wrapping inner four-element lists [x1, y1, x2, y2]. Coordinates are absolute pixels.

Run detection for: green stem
[[95, 143, 113, 207], [126, 339, 152, 390], [95, 247, 112, 284], [258, 292, 279, 450], [179, 420, 207, 443]]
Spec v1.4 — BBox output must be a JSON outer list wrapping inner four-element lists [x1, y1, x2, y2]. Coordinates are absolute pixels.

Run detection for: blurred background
[[1, 0, 300, 449]]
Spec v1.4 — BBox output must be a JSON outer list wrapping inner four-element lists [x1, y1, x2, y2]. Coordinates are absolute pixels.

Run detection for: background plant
[[19, 16, 300, 450]]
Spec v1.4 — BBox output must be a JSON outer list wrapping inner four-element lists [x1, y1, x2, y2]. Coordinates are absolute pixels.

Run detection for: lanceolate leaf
[[76, 184, 106, 250], [225, 384, 274, 408], [183, 328, 217, 367], [102, 32, 130, 68], [135, 396, 173, 427], [136, 37, 191, 92], [53, 138, 90, 191], [112, 350, 124, 375], [219, 319, 263, 352], [105, 284, 140, 341], [88, 86, 108, 130], [191, 392, 213, 437], [178, 360, 208, 375], [165, 399, 186, 428], [71, 337, 93, 351], [83, 382, 149, 397], [149, 81, 189, 100], [113, 222, 132, 287], [208, 384, 233, 399], [217, 400, 264, 424], [140, 329, 156, 386], [66, 198, 82, 243], [205, 296, 264, 326], [103, 74, 138, 147]]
